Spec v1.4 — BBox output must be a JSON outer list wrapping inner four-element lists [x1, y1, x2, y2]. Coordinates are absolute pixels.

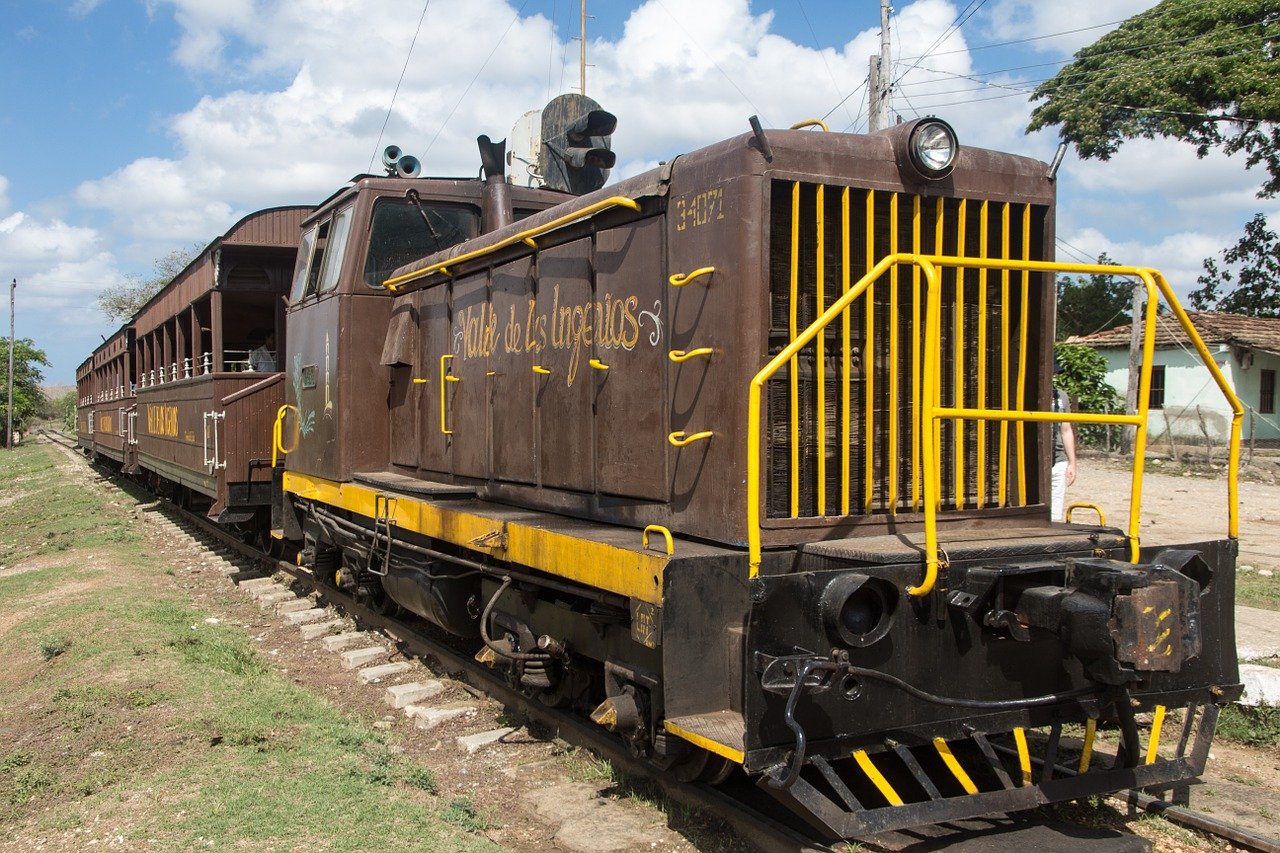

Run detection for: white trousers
[[1051, 459, 1068, 522]]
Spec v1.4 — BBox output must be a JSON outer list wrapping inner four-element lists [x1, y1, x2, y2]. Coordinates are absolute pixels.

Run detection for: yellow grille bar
[[790, 182, 801, 518], [841, 188, 853, 516], [998, 203, 1011, 506], [747, 255, 1243, 594], [1016, 206, 1031, 503], [864, 191, 876, 513], [816, 184, 827, 516], [954, 199, 967, 509]]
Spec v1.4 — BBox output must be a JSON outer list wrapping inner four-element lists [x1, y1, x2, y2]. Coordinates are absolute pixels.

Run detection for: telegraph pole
[[1124, 284, 1144, 454], [6, 278, 14, 449], [579, 0, 587, 96], [869, 0, 892, 131]]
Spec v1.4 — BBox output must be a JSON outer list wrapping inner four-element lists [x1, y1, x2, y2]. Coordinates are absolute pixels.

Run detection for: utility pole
[[1124, 284, 1144, 455], [579, 0, 587, 96], [869, 0, 892, 131], [6, 278, 14, 450]]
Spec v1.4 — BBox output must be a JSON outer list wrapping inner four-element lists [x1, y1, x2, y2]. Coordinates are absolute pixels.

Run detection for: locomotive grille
[[766, 180, 1049, 520]]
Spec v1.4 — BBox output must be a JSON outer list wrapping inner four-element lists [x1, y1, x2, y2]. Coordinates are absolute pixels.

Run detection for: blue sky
[[2, 0, 1275, 384]]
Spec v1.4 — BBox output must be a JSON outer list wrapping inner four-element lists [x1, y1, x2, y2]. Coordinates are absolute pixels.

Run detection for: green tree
[[1055, 342, 1124, 447], [1189, 212, 1280, 316], [1027, 0, 1280, 197], [96, 243, 204, 322], [53, 389, 78, 432], [1055, 253, 1131, 340], [0, 338, 51, 445]]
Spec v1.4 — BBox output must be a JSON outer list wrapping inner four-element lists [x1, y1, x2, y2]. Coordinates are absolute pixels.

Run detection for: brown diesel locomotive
[[79, 98, 1243, 841]]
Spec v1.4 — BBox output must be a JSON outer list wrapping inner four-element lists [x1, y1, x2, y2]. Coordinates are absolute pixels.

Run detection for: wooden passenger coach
[[75, 325, 135, 464], [131, 205, 311, 521]]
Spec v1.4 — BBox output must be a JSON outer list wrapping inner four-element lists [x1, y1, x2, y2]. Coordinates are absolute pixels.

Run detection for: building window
[[1148, 364, 1165, 410], [1262, 369, 1276, 415]]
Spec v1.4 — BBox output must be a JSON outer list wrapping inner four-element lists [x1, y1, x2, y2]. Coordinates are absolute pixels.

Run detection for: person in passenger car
[[249, 329, 277, 372]]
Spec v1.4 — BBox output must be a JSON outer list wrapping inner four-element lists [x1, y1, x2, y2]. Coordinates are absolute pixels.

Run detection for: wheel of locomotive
[[671, 745, 736, 785], [367, 576, 401, 617]]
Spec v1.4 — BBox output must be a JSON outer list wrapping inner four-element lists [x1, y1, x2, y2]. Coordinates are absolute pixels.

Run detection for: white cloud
[[0, 175, 9, 215], [983, 1, 1161, 54], [1058, 226, 1226, 303], [16, 0, 1275, 382], [69, 0, 106, 17]]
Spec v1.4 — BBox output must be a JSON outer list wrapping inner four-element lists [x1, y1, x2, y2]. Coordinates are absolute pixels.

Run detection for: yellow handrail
[[272, 404, 298, 467], [746, 254, 1243, 596], [1066, 502, 1107, 526], [669, 267, 716, 287], [668, 348, 714, 362], [643, 524, 675, 556], [669, 430, 713, 447], [789, 119, 830, 132], [439, 355, 457, 435], [384, 196, 643, 291]]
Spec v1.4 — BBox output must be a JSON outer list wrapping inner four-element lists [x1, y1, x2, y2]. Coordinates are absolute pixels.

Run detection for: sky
[[2, 0, 1276, 385]]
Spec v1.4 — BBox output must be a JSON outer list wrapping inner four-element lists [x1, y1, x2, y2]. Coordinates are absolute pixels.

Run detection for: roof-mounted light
[[905, 118, 959, 180]]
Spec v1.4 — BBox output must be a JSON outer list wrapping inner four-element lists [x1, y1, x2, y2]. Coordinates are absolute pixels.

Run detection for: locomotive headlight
[[819, 574, 898, 648], [907, 118, 959, 179]]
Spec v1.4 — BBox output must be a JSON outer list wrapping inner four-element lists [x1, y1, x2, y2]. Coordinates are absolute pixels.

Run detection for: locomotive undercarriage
[[285, 493, 728, 778], [284, 484, 1241, 841]]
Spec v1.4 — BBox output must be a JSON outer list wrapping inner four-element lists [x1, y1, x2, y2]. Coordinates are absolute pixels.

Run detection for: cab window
[[289, 205, 354, 302], [317, 207, 354, 293], [363, 199, 480, 288], [289, 225, 318, 302]]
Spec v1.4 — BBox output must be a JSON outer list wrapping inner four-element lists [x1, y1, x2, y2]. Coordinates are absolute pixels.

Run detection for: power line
[[795, 0, 857, 129], [368, 0, 432, 174], [653, 0, 765, 122], [423, 0, 534, 160]]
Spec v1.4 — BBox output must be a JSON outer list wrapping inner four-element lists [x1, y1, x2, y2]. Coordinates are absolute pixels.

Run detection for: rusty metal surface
[[535, 238, 594, 491], [1113, 581, 1188, 672], [361, 130, 1061, 546], [489, 257, 537, 484], [595, 216, 669, 501], [135, 373, 280, 502], [418, 284, 452, 477], [451, 272, 491, 481]]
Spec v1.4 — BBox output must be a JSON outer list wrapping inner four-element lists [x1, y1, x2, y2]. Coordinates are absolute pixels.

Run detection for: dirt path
[[1070, 454, 1280, 570]]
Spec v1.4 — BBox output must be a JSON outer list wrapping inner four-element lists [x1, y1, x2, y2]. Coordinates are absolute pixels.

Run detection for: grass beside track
[[0, 443, 493, 851]]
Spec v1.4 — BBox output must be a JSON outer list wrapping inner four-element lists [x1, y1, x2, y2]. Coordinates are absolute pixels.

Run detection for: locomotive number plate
[[673, 188, 726, 231], [630, 599, 662, 649]]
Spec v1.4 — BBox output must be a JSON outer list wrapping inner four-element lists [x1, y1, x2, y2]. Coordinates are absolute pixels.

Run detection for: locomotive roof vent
[[890, 117, 959, 181], [382, 144, 422, 179]]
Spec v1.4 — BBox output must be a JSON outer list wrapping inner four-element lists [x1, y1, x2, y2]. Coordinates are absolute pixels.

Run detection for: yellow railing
[[746, 254, 1242, 595], [383, 196, 642, 291]]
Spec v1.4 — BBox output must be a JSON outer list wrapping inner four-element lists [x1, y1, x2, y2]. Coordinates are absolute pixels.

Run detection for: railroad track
[[38, 429, 1280, 853]]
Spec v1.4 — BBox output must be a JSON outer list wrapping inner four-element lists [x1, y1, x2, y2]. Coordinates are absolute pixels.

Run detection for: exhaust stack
[[477, 135, 513, 233]]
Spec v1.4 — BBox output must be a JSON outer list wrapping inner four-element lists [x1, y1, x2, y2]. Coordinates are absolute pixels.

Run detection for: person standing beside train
[[1051, 361, 1077, 521]]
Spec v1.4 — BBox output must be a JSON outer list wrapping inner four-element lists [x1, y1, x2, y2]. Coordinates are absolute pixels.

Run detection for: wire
[[653, 0, 765, 123], [891, 0, 991, 90], [422, 0, 534, 160], [795, 0, 857, 129], [368, 0, 432, 174]]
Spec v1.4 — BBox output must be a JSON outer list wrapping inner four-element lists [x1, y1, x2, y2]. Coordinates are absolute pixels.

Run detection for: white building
[[1069, 312, 1280, 446]]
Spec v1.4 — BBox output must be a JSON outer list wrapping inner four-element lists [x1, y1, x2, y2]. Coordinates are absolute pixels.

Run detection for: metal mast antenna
[[869, 0, 892, 131], [579, 0, 587, 95]]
